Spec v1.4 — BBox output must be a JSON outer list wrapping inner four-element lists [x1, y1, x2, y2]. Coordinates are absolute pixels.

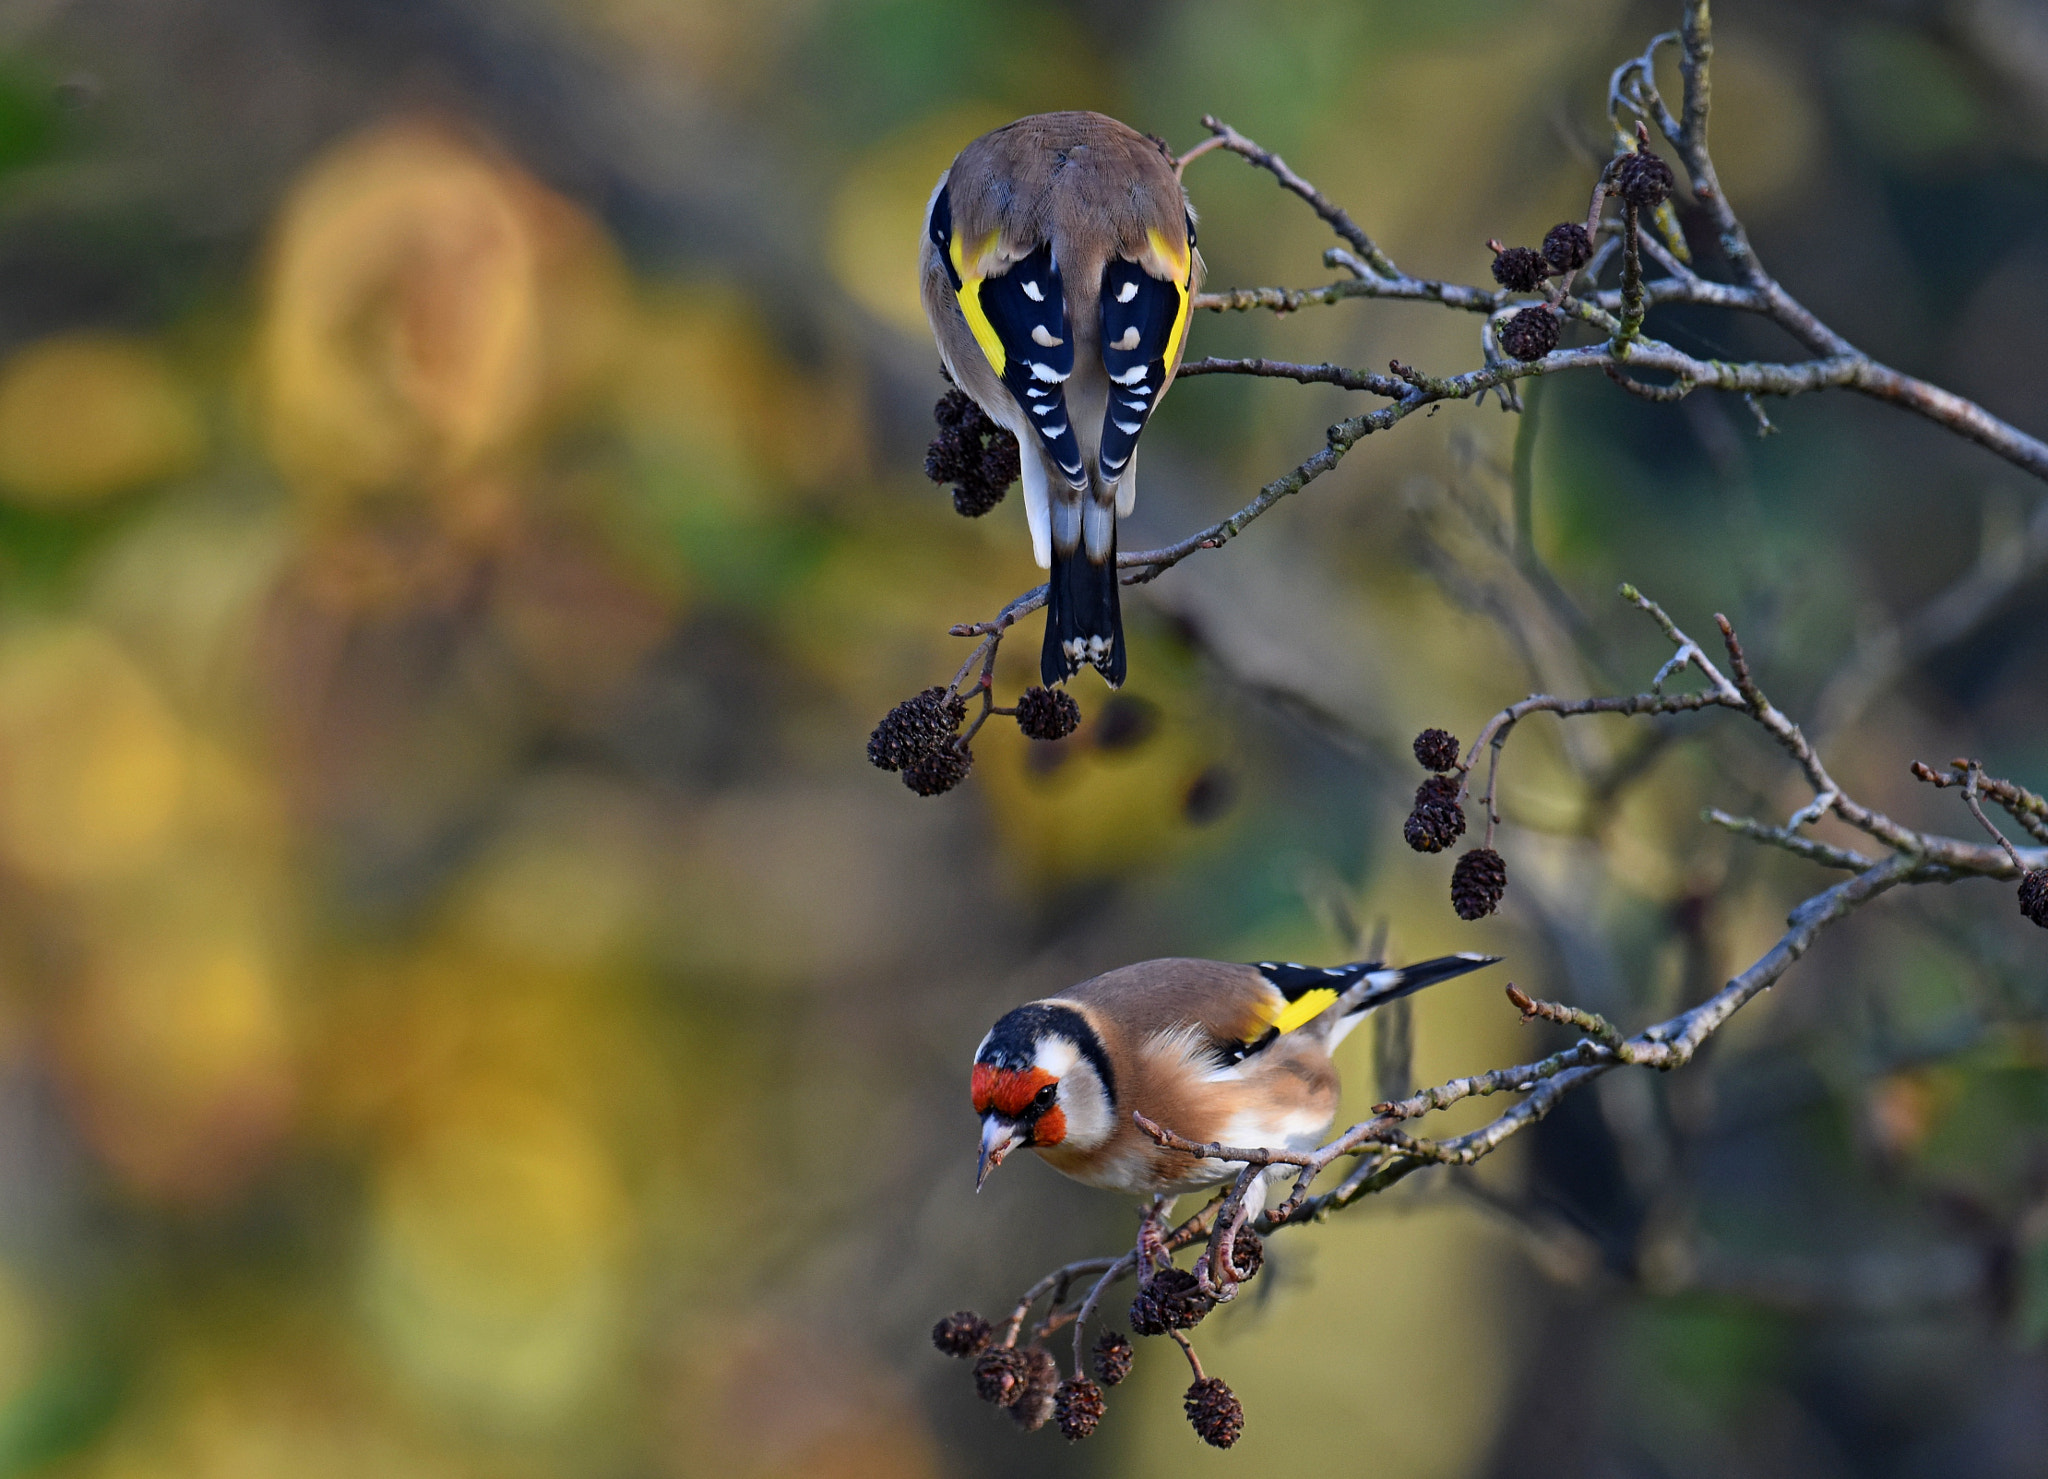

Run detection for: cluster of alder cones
[[1488, 143, 1677, 362], [931, 1232, 1261, 1448], [865, 684, 1080, 796], [1404, 729, 1508, 920]]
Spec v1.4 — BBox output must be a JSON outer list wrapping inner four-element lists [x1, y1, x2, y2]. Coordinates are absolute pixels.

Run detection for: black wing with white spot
[[1232, 954, 1500, 1064], [1097, 257, 1187, 484], [1214, 960, 1378, 1063], [1251, 960, 1381, 1001], [979, 244, 1086, 489]]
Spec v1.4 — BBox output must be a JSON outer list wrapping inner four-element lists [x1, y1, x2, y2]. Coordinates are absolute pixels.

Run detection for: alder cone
[[1543, 221, 1594, 272], [1129, 1266, 1214, 1334], [927, 389, 1019, 517], [1185, 1377, 1245, 1449], [973, 1346, 1027, 1405], [1008, 1348, 1059, 1431], [1499, 305, 1560, 362], [1405, 775, 1467, 853], [1093, 1330, 1134, 1385], [1452, 847, 1508, 919], [901, 742, 972, 797], [2019, 868, 2048, 928], [1613, 148, 1675, 208], [867, 687, 964, 772], [1055, 1378, 1105, 1441], [1490, 245, 1547, 292], [1412, 728, 1461, 772], [931, 1310, 991, 1358], [1015, 685, 1081, 741]]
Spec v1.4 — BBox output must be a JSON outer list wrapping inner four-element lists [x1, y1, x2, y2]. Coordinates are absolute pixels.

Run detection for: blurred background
[[0, 0, 2041, 1474]]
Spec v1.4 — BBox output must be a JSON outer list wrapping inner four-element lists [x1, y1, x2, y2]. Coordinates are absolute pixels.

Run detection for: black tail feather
[[1344, 952, 1501, 1015], [1041, 539, 1125, 688]]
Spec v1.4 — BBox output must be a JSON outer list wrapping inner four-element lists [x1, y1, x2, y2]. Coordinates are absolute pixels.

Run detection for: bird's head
[[970, 1003, 1115, 1189]]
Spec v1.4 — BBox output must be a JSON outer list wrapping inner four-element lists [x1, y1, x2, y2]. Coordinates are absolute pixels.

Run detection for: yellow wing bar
[[950, 228, 1006, 375], [1268, 987, 1339, 1037]]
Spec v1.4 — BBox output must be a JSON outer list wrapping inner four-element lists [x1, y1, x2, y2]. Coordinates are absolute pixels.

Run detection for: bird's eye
[[1033, 1083, 1058, 1110]]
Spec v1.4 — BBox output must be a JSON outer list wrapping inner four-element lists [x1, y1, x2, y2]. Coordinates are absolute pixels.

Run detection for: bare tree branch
[[961, 588, 2044, 1412]]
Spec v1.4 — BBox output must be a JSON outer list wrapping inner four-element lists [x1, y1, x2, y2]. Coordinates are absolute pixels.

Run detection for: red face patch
[[1033, 1107, 1067, 1146], [972, 1065, 1055, 1118], [971, 1065, 1065, 1142]]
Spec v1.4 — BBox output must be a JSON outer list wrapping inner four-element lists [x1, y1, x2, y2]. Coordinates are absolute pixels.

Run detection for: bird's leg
[[1195, 1171, 1263, 1299], [1136, 1195, 1176, 1271]]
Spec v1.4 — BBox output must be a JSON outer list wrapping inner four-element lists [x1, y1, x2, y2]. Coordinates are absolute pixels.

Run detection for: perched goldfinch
[[921, 112, 1203, 688], [972, 954, 1499, 1197]]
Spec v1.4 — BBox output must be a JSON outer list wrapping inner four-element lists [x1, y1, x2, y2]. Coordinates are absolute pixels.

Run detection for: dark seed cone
[[1613, 148, 1675, 208], [1008, 1348, 1060, 1431], [1224, 1228, 1264, 1284], [926, 390, 1020, 517], [1415, 774, 1462, 809], [2019, 869, 2048, 928], [1404, 776, 1467, 854], [964, 436, 1021, 518], [1185, 1377, 1245, 1449], [973, 1346, 1028, 1406], [1130, 1267, 1215, 1335], [1490, 245, 1547, 292], [1499, 305, 1560, 362], [1015, 685, 1081, 741], [932, 1311, 992, 1358], [1452, 847, 1508, 920], [1093, 1331, 1134, 1386], [1413, 728, 1461, 772], [1542, 221, 1594, 273], [902, 742, 972, 797], [1055, 1378, 1105, 1441], [867, 687, 966, 773]]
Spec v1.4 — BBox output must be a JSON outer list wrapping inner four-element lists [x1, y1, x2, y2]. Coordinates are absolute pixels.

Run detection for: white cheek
[[1033, 1038, 1080, 1076]]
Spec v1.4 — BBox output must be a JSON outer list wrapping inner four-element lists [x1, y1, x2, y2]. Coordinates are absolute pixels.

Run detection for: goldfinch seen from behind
[[922, 112, 1202, 689], [972, 953, 1499, 1198]]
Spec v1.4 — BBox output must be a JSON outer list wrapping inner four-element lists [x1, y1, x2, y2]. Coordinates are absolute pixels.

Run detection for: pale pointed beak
[[977, 1116, 1025, 1191]]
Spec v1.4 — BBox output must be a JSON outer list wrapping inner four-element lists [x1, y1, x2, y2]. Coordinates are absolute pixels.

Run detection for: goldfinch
[[921, 112, 1203, 689], [971, 953, 1500, 1197]]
